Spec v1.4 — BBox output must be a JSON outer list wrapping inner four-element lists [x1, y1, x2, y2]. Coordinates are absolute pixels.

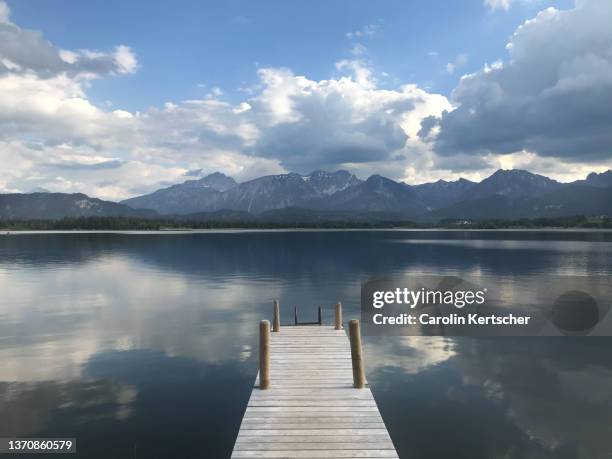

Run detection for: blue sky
[[0, 0, 609, 200], [8, 0, 572, 109]]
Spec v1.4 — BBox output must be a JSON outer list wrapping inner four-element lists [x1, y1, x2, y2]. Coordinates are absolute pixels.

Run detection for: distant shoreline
[[0, 215, 610, 232], [3, 229, 612, 235]]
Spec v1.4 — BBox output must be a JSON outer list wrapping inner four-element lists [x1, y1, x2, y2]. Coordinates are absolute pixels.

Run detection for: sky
[[1, 0, 610, 200]]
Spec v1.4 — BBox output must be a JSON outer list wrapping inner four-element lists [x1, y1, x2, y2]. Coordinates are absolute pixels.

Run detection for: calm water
[[1, 230, 612, 459]]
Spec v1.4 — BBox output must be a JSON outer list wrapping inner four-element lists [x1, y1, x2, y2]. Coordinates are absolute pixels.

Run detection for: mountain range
[[0, 192, 155, 220], [1, 169, 611, 222]]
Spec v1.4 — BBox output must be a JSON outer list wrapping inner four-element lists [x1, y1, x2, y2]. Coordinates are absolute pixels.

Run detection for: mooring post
[[259, 320, 271, 389], [318, 306, 323, 325], [349, 319, 366, 389], [273, 300, 280, 332], [294, 306, 298, 325], [335, 301, 343, 330]]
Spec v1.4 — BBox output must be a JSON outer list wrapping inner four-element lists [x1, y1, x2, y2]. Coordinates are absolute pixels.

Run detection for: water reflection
[[0, 254, 262, 382], [0, 230, 611, 458], [1, 349, 252, 458], [1, 378, 137, 436], [367, 337, 612, 459]]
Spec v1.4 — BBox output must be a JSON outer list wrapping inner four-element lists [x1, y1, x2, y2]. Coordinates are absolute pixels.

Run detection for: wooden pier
[[231, 304, 399, 458]]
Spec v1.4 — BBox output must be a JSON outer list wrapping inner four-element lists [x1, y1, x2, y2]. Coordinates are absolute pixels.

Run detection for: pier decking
[[231, 324, 399, 458]]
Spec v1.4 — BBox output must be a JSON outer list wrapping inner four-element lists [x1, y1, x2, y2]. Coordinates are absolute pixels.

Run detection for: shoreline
[[3, 227, 612, 235]]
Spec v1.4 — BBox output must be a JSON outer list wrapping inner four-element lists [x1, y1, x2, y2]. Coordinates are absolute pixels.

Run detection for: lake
[[1, 230, 611, 459]]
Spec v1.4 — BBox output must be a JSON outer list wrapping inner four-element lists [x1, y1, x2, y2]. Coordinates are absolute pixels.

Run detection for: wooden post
[[318, 306, 323, 325], [335, 301, 343, 330], [294, 306, 298, 325], [273, 300, 280, 332], [259, 320, 271, 389], [349, 319, 365, 389]]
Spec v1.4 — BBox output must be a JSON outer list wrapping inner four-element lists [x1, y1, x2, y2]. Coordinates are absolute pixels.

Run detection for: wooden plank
[[243, 411, 382, 418], [262, 368, 354, 371], [234, 444, 395, 451], [248, 395, 374, 401], [235, 435, 391, 442], [239, 423, 386, 430], [269, 357, 352, 360], [248, 389, 374, 395], [232, 452, 399, 458], [247, 401, 378, 407], [254, 378, 354, 382], [237, 429, 389, 436], [265, 352, 352, 356], [242, 418, 384, 424], [231, 326, 398, 459], [253, 369, 354, 374]]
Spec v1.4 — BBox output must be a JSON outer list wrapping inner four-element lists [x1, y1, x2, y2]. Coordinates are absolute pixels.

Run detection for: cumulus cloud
[[2, 0, 610, 200], [237, 61, 451, 175], [423, 0, 612, 166], [0, 3, 136, 79], [0, 42, 451, 198], [0, 0, 257, 199], [250, 69, 405, 171]]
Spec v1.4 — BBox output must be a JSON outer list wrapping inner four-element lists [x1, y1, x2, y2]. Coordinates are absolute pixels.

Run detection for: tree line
[[0, 215, 610, 231]]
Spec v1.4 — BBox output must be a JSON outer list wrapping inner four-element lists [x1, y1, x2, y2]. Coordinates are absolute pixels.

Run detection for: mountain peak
[[586, 170, 612, 180], [581, 169, 612, 187], [307, 169, 351, 176], [302, 170, 362, 195], [490, 168, 533, 177], [120, 172, 237, 214], [363, 175, 410, 194], [307, 170, 329, 177], [190, 172, 238, 192], [470, 168, 561, 199], [487, 168, 557, 182], [203, 171, 232, 180]]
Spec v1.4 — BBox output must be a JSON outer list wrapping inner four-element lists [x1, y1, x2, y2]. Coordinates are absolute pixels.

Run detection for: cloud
[[350, 43, 368, 56], [0, 4, 137, 80], [484, 0, 513, 11], [112, 45, 138, 74], [44, 158, 125, 170], [445, 53, 468, 75], [2, 0, 610, 200], [484, 0, 542, 11], [184, 168, 203, 177], [451, 338, 612, 458], [0, 1, 9, 23], [0, 39, 451, 199], [424, 0, 612, 165], [246, 64, 451, 174], [345, 23, 381, 40]]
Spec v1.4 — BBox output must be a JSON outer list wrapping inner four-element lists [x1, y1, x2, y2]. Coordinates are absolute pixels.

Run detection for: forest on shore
[[1, 215, 610, 231]]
